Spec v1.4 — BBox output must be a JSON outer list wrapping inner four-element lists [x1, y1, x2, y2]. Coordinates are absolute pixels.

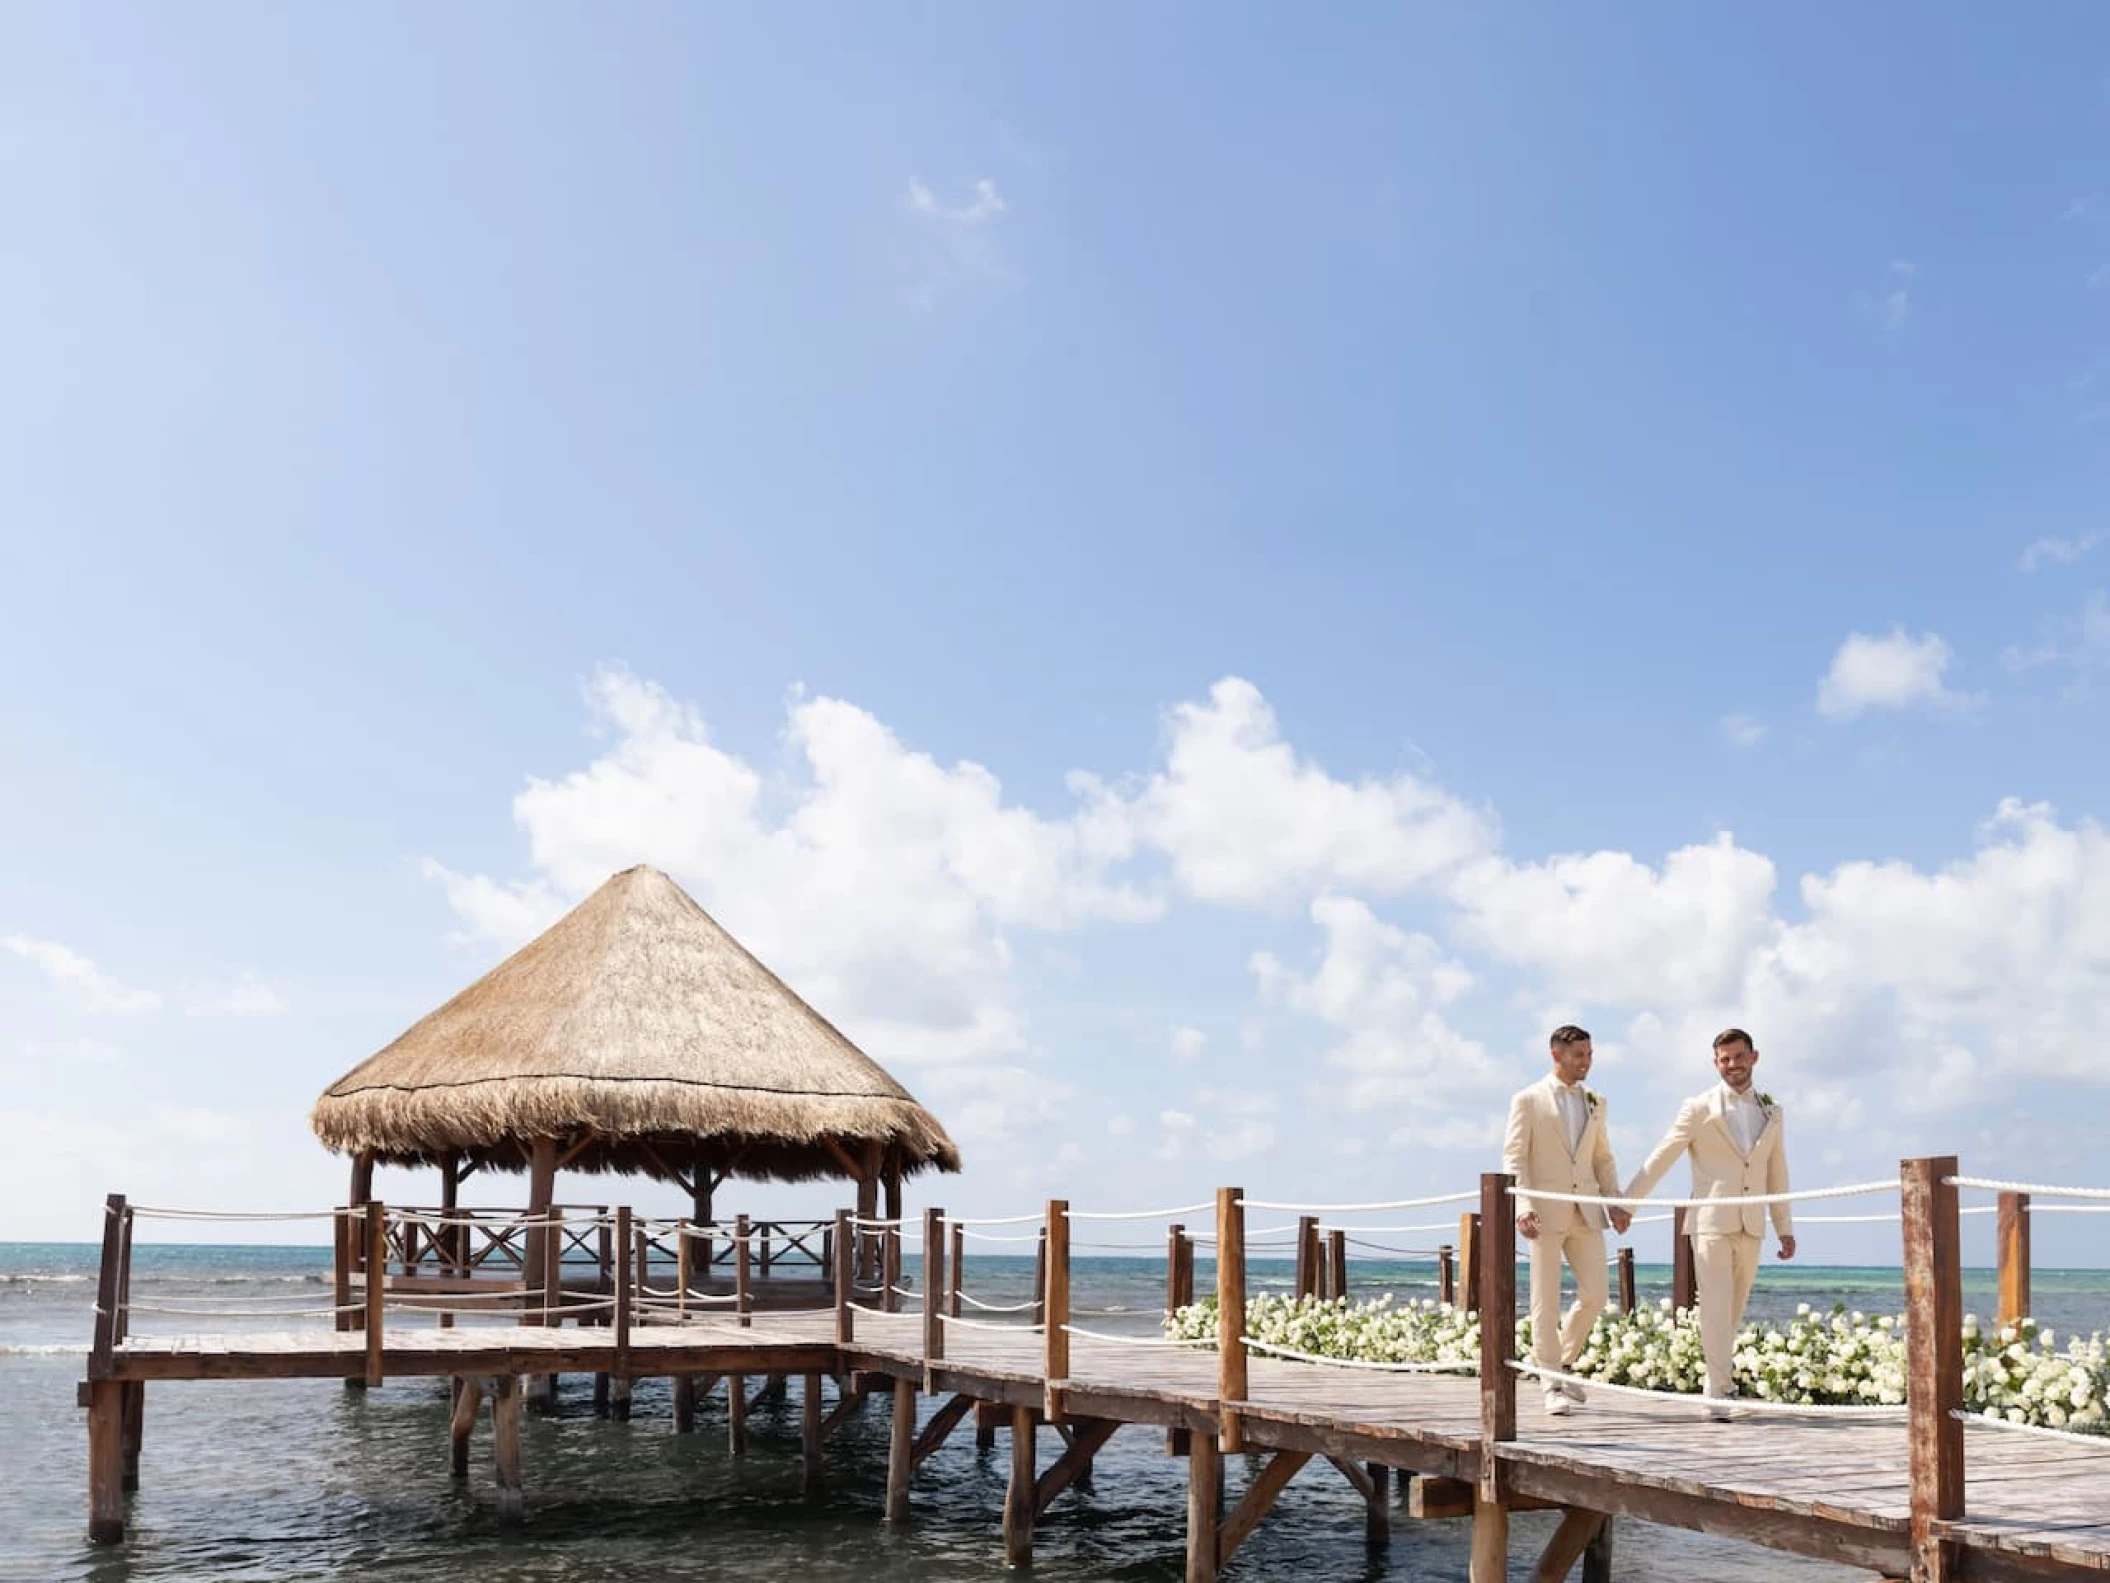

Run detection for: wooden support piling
[[1168, 1223, 1193, 1456], [1582, 1514, 1615, 1583], [1186, 1428, 1221, 1583], [1220, 1449, 1311, 1567], [1044, 1199, 1070, 1419], [885, 1377, 916, 1523], [802, 1371, 825, 1496], [1365, 1463, 1390, 1549], [121, 1381, 144, 1494], [1473, 1171, 1516, 1583], [1531, 1510, 1608, 1583], [90, 1194, 125, 1383], [673, 1374, 696, 1433], [1032, 1417, 1118, 1520], [975, 1398, 999, 1451], [86, 1379, 125, 1544], [1216, 1185, 1247, 1454], [728, 1367, 748, 1455], [1903, 1155, 1964, 1583], [1003, 1404, 1036, 1568], [1998, 1190, 2031, 1326], [492, 1376, 523, 1521], [449, 1377, 483, 1479]]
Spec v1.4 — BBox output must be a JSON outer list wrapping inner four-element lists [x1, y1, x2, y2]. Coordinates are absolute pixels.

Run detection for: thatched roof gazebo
[[313, 864, 960, 1243]]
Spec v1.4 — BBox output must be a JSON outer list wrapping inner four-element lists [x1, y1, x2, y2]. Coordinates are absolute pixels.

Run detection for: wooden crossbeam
[[1033, 1417, 1120, 1521], [911, 1393, 975, 1469], [1327, 1454, 1375, 1502], [1531, 1509, 1607, 1583], [1408, 1478, 1563, 1520], [1218, 1449, 1311, 1567], [819, 1380, 870, 1441]]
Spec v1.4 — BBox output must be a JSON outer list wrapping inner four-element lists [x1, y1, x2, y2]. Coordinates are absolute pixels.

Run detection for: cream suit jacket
[[1502, 1075, 1622, 1234], [1625, 1087, 1793, 1240]]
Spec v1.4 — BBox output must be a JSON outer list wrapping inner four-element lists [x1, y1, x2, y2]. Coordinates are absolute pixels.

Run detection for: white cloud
[[1255, 895, 1498, 1111], [903, 176, 1013, 310], [1879, 258, 1916, 329], [1155, 1109, 1197, 1161], [1102, 677, 1496, 906], [1107, 1113, 1135, 1137], [2, 935, 160, 1014], [1816, 628, 1976, 719], [183, 973, 288, 1018], [1717, 713, 1766, 749], [2019, 532, 2103, 573], [2002, 593, 2110, 677], [1170, 1025, 1206, 1065], [1386, 1114, 1504, 1153]]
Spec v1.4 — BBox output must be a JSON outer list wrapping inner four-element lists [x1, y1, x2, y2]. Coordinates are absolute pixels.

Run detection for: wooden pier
[[81, 1163, 2110, 1582]]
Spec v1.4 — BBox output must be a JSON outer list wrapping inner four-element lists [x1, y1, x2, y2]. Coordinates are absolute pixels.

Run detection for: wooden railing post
[[1031, 1227, 1047, 1328], [1327, 1227, 1347, 1302], [365, 1201, 386, 1388], [1217, 1186, 1247, 1454], [1295, 1214, 1318, 1299], [1903, 1156, 1964, 1583], [1617, 1246, 1636, 1316], [1477, 1173, 1516, 1498], [676, 1219, 692, 1323], [334, 1207, 354, 1333], [736, 1212, 753, 1329], [834, 1209, 854, 1346], [90, 1193, 127, 1380], [883, 1221, 902, 1315], [1439, 1243, 1455, 1307], [924, 1207, 946, 1369], [1458, 1213, 1481, 1314], [948, 1221, 964, 1319], [1997, 1191, 2031, 1327], [1043, 1200, 1070, 1418], [1671, 1206, 1696, 1311], [614, 1205, 633, 1368]]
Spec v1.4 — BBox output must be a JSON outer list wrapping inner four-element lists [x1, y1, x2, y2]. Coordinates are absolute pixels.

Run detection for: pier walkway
[[80, 1162, 2110, 1582]]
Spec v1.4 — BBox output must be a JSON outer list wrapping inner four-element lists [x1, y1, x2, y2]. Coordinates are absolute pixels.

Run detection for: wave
[[0, 1274, 91, 1287], [0, 1343, 90, 1356]]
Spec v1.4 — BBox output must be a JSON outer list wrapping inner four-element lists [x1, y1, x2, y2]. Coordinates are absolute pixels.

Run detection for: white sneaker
[[1560, 1379, 1587, 1405], [1544, 1388, 1572, 1417], [1704, 1391, 1737, 1423]]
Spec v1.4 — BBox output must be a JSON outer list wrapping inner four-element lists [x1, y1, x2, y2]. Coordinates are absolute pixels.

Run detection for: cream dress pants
[[1528, 1222, 1608, 1375], [1693, 1231, 1761, 1399]]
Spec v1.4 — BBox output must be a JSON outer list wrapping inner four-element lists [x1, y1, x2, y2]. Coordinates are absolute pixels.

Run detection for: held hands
[[1777, 1235, 1797, 1261], [1518, 1211, 1540, 1241], [1608, 1207, 1632, 1234]]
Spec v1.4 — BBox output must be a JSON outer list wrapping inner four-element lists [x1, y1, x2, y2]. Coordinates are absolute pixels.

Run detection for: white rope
[[127, 1205, 343, 1222], [945, 1211, 1046, 1227], [1516, 1179, 1896, 1209], [1946, 1176, 2110, 1201], [2032, 1204, 2110, 1215], [1239, 1191, 1479, 1213], [1071, 1240, 1177, 1253], [938, 1313, 1044, 1334], [958, 1292, 1039, 1314], [1072, 1304, 1169, 1318], [1512, 1361, 1906, 1417], [1064, 1200, 1216, 1222], [1950, 1408, 2110, 1445], [1062, 1323, 1215, 1348], [126, 1302, 360, 1319], [1318, 1221, 1468, 1236], [849, 1216, 904, 1229], [1794, 1213, 1903, 1225], [1242, 1337, 1477, 1373], [958, 1228, 1043, 1244]]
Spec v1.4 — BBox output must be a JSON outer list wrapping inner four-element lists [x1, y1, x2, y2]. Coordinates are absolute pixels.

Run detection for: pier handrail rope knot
[[1945, 1175, 2110, 1201], [1510, 1177, 1899, 1208], [1237, 1190, 1481, 1212]]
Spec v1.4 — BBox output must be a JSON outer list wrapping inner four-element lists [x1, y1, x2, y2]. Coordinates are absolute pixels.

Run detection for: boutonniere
[[1584, 1089, 1600, 1112], [1755, 1091, 1777, 1114]]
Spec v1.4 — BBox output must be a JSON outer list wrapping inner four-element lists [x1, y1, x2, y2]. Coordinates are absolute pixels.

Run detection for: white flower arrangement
[[1164, 1296, 2110, 1433]]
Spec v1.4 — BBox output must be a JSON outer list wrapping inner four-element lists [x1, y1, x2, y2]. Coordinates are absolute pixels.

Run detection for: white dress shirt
[[1555, 1081, 1587, 1152], [1720, 1083, 1764, 1155]]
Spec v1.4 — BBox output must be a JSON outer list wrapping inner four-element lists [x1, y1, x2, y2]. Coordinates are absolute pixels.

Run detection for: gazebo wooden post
[[524, 1137, 559, 1411], [349, 1150, 374, 1207], [438, 1150, 461, 1326], [856, 1141, 882, 1285], [342, 1152, 375, 1393]]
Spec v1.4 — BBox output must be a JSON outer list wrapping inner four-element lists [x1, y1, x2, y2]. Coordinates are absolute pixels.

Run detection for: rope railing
[[1946, 1176, 2110, 1201], [126, 1206, 342, 1222], [1512, 1179, 1898, 1209], [958, 1292, 1039, 1314], [1944, 1409, 2110, 1445], [1061, 1323, 1214, 1347], [1243, 1337, 1477, 1373], [1238, 1191, 1479, 1213], [937, 1312, 1044, 1334], [1063, 1200, 1216, 1221], [1510, 1360, 1907, 1418]]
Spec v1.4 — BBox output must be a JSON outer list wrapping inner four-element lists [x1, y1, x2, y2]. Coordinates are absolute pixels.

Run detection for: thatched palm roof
[[312, 865, 960, 1183]]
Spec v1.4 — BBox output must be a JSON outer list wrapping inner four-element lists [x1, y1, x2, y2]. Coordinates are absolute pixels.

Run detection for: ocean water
[[9, 1244, 2108, 1583]]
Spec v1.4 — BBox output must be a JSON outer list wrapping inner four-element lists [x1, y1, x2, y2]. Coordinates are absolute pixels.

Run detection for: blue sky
[[4, 7, 2109, 1263]]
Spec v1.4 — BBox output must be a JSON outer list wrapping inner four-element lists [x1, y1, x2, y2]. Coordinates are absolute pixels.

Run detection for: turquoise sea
[[9, 1243, 2109, 1583]]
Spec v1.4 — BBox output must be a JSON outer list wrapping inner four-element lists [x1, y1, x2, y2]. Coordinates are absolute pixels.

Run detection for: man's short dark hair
[[1550, 1024, 1592, 1048], [1712, 1027, 1755, 1052]]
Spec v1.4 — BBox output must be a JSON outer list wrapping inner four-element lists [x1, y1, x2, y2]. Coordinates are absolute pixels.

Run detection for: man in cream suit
[[1624, 1028, 1797, 1418], [1503, 1024, 1629, 1417]]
